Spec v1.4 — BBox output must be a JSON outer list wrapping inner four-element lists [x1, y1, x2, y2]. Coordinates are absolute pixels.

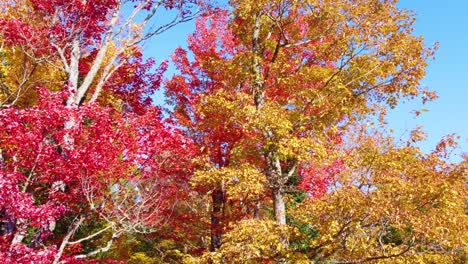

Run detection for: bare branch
[[53, 216, 85, 264], [67, 225, 113, 245]]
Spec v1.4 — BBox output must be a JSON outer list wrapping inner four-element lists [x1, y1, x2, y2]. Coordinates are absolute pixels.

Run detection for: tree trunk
[[273, 188, 286, 225], [266, 152, 286, 225], [210, 188, 224, 251], [251, 11, 287, 227]]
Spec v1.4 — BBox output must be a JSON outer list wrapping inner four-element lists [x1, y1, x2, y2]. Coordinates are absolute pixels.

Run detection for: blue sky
[[388, 0, 468, 158], [145, 1, 467, 159]]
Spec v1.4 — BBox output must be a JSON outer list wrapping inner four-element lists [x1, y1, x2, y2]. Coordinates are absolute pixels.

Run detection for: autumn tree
[[287, 125, 467, 263], [166, 0, 437, 253], [165, 10, 247, 251], [0, 0, 205, 262], [0, 89, 196, 262]]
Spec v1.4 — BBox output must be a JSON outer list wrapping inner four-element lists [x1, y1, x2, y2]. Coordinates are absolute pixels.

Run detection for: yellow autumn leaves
[[192, 164, 267, 200], [288, 128, 467, 263]]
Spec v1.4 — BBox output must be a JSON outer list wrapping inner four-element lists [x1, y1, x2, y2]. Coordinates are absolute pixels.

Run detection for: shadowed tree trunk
[[210, 188, 225, 251]]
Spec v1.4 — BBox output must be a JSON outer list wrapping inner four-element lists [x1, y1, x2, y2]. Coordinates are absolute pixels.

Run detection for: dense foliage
[[0, 0, 466, 263]]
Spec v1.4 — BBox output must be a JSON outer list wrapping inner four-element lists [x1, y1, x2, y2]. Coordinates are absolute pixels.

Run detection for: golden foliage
[[201, 220, 310, 263], [289, 127, 467, 263], [192, 164, 267, 201]]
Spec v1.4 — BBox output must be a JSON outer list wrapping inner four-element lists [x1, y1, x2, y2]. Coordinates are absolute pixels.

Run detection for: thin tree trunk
[[252, 11, 265, 109], [252, 200, 260, 219], [210, 188, 224, 251], [67, 36, 81, 104], [53, 217, 84, 264]]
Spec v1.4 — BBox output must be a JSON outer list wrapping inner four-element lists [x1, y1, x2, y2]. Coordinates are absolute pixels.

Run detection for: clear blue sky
[[388, 0, 468, 158], [145, 1, 467, 159]]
